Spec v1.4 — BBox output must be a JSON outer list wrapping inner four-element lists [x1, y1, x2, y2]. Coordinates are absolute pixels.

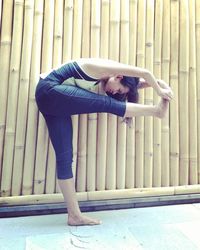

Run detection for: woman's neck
[[98, 80, 107, 95]]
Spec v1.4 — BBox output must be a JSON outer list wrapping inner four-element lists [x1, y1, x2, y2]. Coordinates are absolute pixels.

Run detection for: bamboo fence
[[59, 0, 74, 194], [72, 0, 83, 191], [96, 0, 109, 191], [86, 0, 100, 191], [189, 0, 198, 185], [196, 0, 200, 184], [22, 0, 44, 195], [45, 0, 63, 194], [117, 0, 129, 189], [0, 0, 14, 197], [179, 0, 189, 186], [106, 0, 120, 190], [34, 0, 54, 195], [0, 0, 2, 40], [144, 0, 154, 188], [125, 0, 137, 189], [135, 0, 145, 188], [153, 0, 162, 187], [0, 0, 200, 205], [76, 0, 89, 193], [161, 0, 170, 186], [11, 0, 34, 196], [170, 0, 179, 186]]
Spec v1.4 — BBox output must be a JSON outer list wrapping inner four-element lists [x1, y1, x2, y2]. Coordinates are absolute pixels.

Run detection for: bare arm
[[137, 78, 173, 101], [138, 78, 171, 90], [137, 78, 150, 89], [78, 58, 148, 78], [77, 58, 162, 94]]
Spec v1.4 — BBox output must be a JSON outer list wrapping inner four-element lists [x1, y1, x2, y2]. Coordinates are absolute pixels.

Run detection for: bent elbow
[[143, 69, 151, 79]]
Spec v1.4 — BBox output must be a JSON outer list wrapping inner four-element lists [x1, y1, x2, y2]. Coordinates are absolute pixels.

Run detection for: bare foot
[[156, 98, 169, 118], [68, 214, 102, 226]]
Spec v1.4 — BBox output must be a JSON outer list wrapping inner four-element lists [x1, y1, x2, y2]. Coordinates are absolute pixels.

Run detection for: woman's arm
[[138, 78, 172, 90], [78, 58, 162, 92], [137, 78, 174, 101], [137, 78, 150, 89], [77, 58, 147, 77], [77, 58, 174, 100]]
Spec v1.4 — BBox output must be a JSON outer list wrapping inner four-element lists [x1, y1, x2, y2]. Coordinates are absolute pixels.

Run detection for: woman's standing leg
[[43, 114, 101, 225]]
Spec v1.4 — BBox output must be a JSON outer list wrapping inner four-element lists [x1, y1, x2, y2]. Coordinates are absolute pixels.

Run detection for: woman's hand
[[157, 79, 171, 90], [157, 79, 174, 101], [157, 84, 174, 101]]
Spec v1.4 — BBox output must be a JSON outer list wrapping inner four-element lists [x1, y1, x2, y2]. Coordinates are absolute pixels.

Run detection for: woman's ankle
[[155, 99, 169, 119], [68, 209, 82, 219], [124, 102, 159, 117]]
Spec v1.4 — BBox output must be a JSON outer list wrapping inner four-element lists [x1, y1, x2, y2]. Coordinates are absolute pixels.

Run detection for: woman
[[35, 58, 173, 226]]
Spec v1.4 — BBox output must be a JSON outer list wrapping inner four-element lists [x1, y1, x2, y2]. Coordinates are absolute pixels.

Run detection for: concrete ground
[[0, 203, 200, 250]]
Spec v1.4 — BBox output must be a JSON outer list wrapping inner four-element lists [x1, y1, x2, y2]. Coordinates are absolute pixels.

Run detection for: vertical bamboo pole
[[11, 0, 34, 196], [106, 0, 120, 190], [144, 0, 154, 188], [135, 0, 146, 188], [54, 0, 72, 194], [63, 0, 73, 62], [71, 0, 84, 191], [0, 0, 15, 197], [117, 0, 129, 189], [76, 0, 90, 194], [53, 0, 64, 67], [0, 0, 2, 35], [179, 0, 189, 185], [86, 0, 100, 191], [188, 0, 198, 184], [34, 0, 54, 195], [56, 0, 73, 193], [45, 0, 64, 194], [170, 0, 179, 186], [125, 0, 137, 189], [22, 0, 44, 195], [161, 0, 170, 187], [96, 0, 109, 191], [196, 0, 200, 184], [153, 0, 162, 187], [72, 0, 83, 57]]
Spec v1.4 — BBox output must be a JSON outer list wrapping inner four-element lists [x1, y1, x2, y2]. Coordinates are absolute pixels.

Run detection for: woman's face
[[104, 76, 130, 95]]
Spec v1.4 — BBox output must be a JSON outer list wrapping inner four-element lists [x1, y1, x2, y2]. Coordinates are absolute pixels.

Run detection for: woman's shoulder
[[75, 57, 117, 66], [75, 58, 118, 79], [40, 58, 118, 79]]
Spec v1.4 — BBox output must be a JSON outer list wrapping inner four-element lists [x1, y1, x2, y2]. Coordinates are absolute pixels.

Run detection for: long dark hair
[[105, 76, 139, 103]]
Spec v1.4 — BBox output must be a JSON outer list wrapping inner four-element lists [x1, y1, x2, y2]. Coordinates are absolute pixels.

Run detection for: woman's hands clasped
[[157, 80, 174, 101]]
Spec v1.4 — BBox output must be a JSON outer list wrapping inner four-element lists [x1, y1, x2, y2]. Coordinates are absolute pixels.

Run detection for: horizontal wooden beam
[[1, 193, 200, 218], [0, 185, 200, 207]]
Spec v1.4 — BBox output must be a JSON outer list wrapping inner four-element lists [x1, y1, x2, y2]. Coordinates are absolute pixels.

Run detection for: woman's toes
[[68, 214, 102, 226]]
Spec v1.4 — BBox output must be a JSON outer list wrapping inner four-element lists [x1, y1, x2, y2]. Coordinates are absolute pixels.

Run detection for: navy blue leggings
[[35, 78, 126, 179]]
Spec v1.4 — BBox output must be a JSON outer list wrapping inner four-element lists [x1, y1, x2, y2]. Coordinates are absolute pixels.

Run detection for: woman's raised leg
[[124, 98, 169, 118], [38, 84, 169, 119]]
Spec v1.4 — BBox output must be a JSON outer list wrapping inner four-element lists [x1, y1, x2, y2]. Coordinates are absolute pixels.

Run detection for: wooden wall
[[0, 0, 200, 205]]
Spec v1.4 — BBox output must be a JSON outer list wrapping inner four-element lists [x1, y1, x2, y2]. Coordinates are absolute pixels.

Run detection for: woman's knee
[[57, 168, 73, 179], [56, 150, 73, 179]]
